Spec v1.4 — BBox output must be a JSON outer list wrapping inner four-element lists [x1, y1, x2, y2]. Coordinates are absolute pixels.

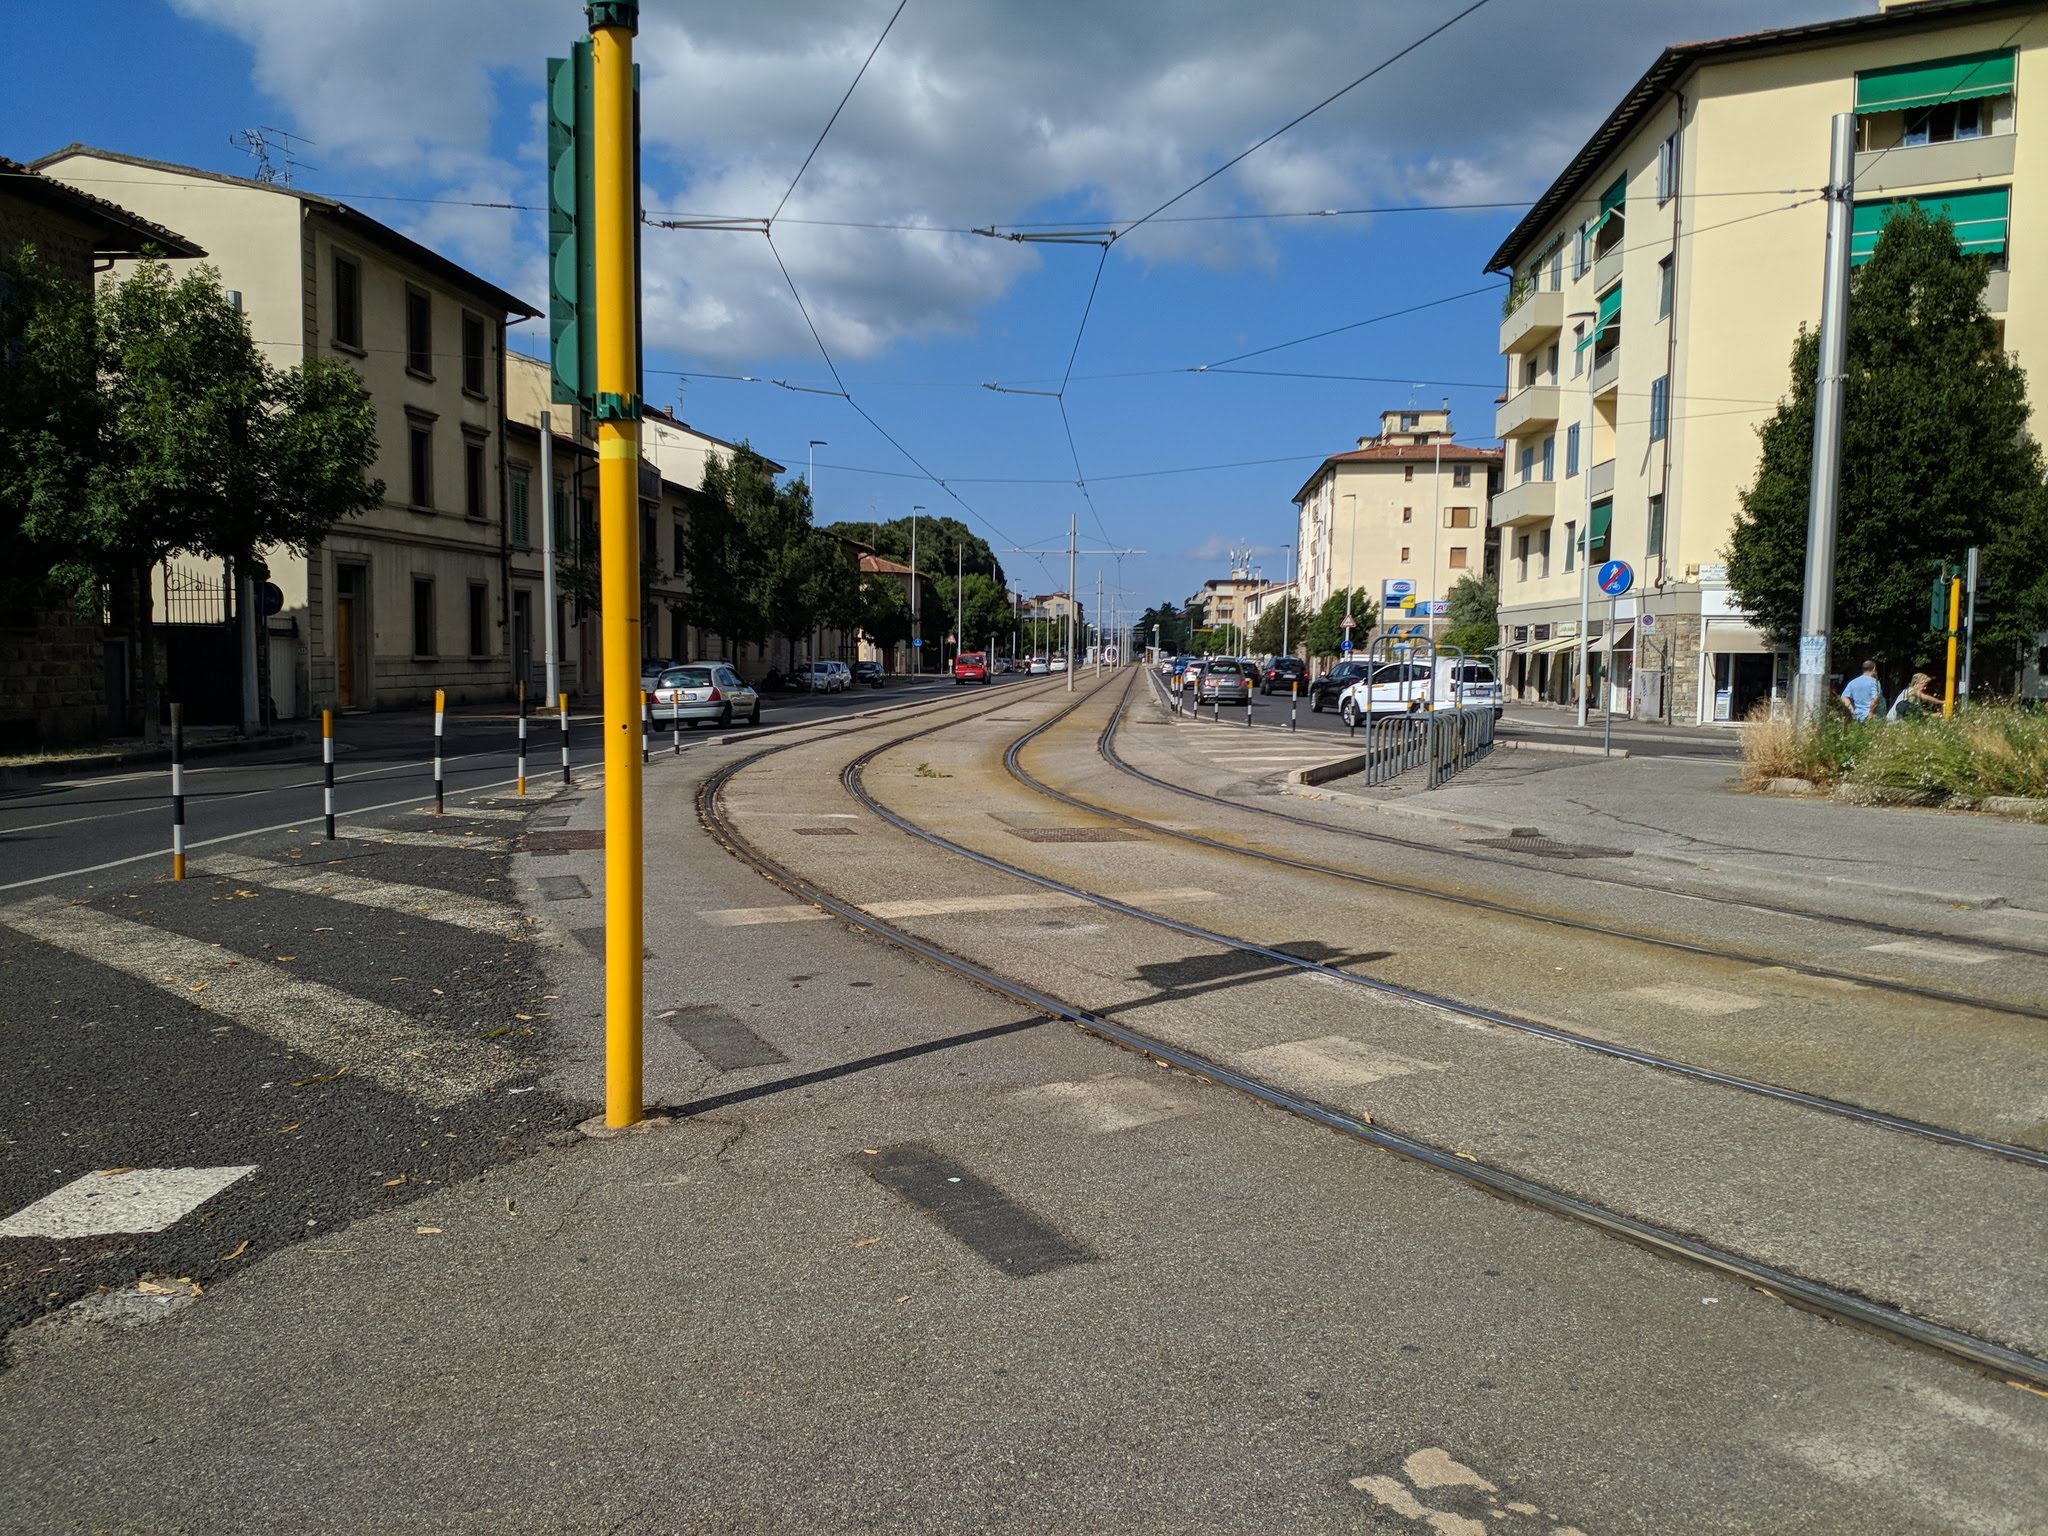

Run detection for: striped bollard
[[1290, 680, 1299, 732], [559, 691, 572, 786], [433, 688, 446, 814], [641, 691, 650, 764], [516, 682, 528, 796], [1245, 689, 1252, 727], [170, 702, 187, 880], [322, 708, 336, 839]]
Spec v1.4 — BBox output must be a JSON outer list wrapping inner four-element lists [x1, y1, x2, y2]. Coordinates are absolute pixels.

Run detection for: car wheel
[[749, 703, 761, 725], [1340, 699, 1358, 727], [1310, 695, 1324, 713], [719, 705, 733, 727]]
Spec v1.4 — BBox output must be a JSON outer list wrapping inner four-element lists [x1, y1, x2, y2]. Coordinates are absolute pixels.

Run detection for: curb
[[1497, 739, 1631, 759], [0, 729, 307, 788], [1757, 778, 2048, 824]]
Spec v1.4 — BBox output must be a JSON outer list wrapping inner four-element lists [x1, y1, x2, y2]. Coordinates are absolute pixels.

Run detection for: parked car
[[1028, 657, 1050, 675], [1195, 657, 1253, 705], [1336, 662, 1437, 727], [638, 657, 680, 696], [853, 660, 885, 688], [1049, 654, 1069, 673], [794, 660, 851, 693], [651, 663, 760, 728], [1259, 657, 1306, 696], [1179, 657, 1204, 691], [1307, 659, 1372, 713], [1442, 660, 1504, 718], [953, 651, 993, 685]]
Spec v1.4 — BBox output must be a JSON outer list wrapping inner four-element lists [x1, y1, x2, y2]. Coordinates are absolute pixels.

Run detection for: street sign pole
[[1594, 560, 1634, 755], [1960, 545, 1980, 703]]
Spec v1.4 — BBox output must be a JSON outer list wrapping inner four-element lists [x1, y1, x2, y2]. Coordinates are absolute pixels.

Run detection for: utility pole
[[1792, 112, 1856, 732], [1429, 398, 1446, 644], [1281, 542, 1294, 661], [540, 411, 560, 703], [1566, 307, 1598, 726], [1960, 544, 1980, 702], [957, 543, 964, 669], [1067, 507, 1077, 693], [910, 504, 923, 675], [1343, 492, 1358, 640]]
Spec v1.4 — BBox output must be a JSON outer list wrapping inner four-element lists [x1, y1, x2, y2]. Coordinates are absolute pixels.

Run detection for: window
[[1647, 494, 1666, 562], [1400, 413, 1418, 429], [1656, 132, 1678, 204], [464, 432, 487, 520], [1657, 256, 1674, 320], [1404, 464, 1414, 482], [1649, 376, 1669, 443], [1852, 187, 2009, 267], [467, 582, 489, 658], [1453, 465, 1472, 488], [1515, 533, 1530, 582], [1448, 547, 1469, 569], [1573, 221, 1589, 278], [1519, 444, 1535, 482], [553, 480, 571, 548], [1589, 498, 1612, 563], [1446, 507, 1477, 529], [509, 467, 531, 548], [1541, 436, 1555, 482], [1571, 324, 1585, 377], [1400, 547, 1411, 563], [407, 416, 434, 509], [1402, 507, 1413, 523], [1544, 341, 1560, 381], [1563, 521, 1576, 574], [461, 312, 486, 396], [1520, 355, 1539, 389], [411, 577, 436, 658], [405, 287, 433, 377], [1538, 527, 1552, 579], [1566, 423, 1581, 477], [673, 520, 685, 573], [331, 252, 362, 351]]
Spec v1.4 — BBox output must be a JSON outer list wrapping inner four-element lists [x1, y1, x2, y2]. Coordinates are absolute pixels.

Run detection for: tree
[[683, 446, 773, 654], [859, 576, 913, 657], [1728, 206, 2048, 686], [1441, 575, 1498, 657], [1134, 603, 1188, 653], [1250, 595, 1307, 657], [944, 572, 1012, 655], [822, 514, 1006, 590], [1304, 588, 1373, 658]]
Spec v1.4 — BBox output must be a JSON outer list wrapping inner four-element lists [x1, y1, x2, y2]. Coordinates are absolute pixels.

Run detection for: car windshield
[[661, 667, 713, 688], [1205, 661, 1242, 677], [1452, 665, 1495, 684]]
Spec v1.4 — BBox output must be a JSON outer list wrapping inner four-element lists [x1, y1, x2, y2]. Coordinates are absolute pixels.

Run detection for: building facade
[[1487, 0, 2046, 723], [1292, 408, 1502, 655], [38, 145, 540, 718]]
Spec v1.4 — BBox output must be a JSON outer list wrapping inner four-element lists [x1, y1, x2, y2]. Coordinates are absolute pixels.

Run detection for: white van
[[1337, 659, 1502, 725]]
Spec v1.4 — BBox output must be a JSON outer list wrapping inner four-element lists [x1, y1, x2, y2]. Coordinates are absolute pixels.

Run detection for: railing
[[162, 569, 229, 625], [1356, 704, 1496, 788]]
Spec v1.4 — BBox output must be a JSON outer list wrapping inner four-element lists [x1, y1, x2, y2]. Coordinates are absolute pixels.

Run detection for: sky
[[5, 0, 1868, 620]]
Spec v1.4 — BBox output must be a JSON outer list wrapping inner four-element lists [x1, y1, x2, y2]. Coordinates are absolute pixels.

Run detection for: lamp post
[[1281, 542, 1294, 661], [910, 504, 924, 676], [1429, 401, 1445, 644], [1342, 492, 1358, 647], [1566, 309, 1598, 726], [807, 439, 826, 494]]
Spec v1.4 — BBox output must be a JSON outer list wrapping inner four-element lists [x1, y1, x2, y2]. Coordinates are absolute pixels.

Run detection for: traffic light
[[546, 45, 595, 408]]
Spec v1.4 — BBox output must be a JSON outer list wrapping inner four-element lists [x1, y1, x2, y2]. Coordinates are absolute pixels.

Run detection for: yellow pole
[[592, 6, 642, 1127], [1943, 576, 1961, 717]]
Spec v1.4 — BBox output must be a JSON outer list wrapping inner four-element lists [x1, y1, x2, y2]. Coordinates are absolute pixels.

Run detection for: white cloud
[[172, 0, 1868, 362]]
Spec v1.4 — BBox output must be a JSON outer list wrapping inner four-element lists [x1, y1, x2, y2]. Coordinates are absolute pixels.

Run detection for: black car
[[1307, 659, 1373, 712], [1260, 657, 1307, 696], [853, 660, 885, 688]]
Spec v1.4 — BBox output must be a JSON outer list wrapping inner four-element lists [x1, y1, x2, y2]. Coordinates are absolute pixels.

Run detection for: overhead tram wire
[[769, 0, 910, 226]]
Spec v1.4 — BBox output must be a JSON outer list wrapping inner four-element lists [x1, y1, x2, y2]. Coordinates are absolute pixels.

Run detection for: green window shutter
[[1589, 173, 1628, 237], [509, 472, 530, 548], [1589, 498, 1613, 544], [1850, 186, 2009, 266], [1855, 50, 2015, 114]]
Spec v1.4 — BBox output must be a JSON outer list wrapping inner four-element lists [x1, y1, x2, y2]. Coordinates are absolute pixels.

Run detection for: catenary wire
[[769, 0, 910, 226]]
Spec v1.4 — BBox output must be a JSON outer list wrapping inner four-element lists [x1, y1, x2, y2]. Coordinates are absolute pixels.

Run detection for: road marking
[[333, 825, 511, 853], [0, 1165, 257, 1239], [1627, 982, 1764, 1015], [1238, 1035, 1443, 1090], [4, 899, 516, 1105], [203, 853, 533, 937], [699, 887, 1220, 927], [1013, 1073, 1192, 1135], [1865, 939, 1995, 966]]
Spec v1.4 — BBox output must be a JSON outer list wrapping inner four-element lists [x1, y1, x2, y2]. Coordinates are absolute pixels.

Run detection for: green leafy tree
[[859, 575, 913, 658], [1134, 603, 1188, 653], [684, 446, 773, 654], [1250, 595, 1307, 657], [1304, 587, 1373, 658], [0, 245, 100, 608], [822, 515, 1005, 590], [1441, 575, 1498, 657], [941, 572, 1012, 656], [1729, 205, 2048, 686]]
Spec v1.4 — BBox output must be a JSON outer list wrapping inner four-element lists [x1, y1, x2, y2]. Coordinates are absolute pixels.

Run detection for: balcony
[[1590, 349, 1621, 399], [1854, 131, 2014, 196], [1499, 288, 1563, 355], [1490, 478, 1556, 528], [1593, 242, 1623, 294], [1589, 458, 1615, 500], [1495, 383, 1561, 440]]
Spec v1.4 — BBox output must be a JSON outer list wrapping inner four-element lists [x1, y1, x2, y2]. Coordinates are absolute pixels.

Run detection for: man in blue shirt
[[1840, 659, 1885, 721]]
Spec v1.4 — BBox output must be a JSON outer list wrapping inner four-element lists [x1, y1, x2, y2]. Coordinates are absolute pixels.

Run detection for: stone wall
[[0, 609, 107, 750]]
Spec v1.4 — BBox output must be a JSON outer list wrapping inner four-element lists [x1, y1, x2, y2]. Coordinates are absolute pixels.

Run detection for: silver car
[[1196, 657, 1253, 704], [652, 663, 760, 728]]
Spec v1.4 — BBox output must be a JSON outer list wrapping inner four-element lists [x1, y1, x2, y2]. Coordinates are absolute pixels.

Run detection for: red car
[[952, 651, 992, 685]]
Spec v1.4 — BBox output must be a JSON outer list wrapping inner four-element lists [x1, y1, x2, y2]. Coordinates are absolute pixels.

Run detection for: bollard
[[516, 682, 528, 797], [1212, 693, 1220, 722], [559, 691, 572, 786], [170, 702, 187, 880], [433, 689, 446, 814], [671, 696, 681, 757], [1290, 680, 1299, 732], [641, 691, 650, 765], [1245, 689, 1252, 727], [322, 708, 336, 839]]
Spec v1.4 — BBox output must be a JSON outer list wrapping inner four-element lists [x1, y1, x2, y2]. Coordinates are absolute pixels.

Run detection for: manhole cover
[[1006, 827, 1140, 844], [794, 826, 856, 836], [524, 829, 606, 851], [1466, 836, 1632, 860]]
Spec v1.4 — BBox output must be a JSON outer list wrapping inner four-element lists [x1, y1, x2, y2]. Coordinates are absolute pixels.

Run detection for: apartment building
[[36, 145, 540, 717], [1185, 564, 1268, 648], [1292, 408, 1502, 651], [1487, 0, 2045, 723]]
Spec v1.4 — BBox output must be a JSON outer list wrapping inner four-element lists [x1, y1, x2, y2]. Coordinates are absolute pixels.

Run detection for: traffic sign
[[1639, 611, 1657, 632], [1597, 560, 1634, 597], [1400, 595, 1417, 611], [1340, 614, 1357, 629], [912, 637, 923, 647], [258, 581, 285, 618], [1341, 639, 1353, 653]]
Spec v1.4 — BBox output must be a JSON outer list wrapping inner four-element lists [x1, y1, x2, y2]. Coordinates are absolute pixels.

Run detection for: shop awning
[[1601, 622, 1634, 652], [1701, 622, 1778, 655], [1855, 50, 2014, 115], [1528, 635, 1580, 654], [1851, 186, 2009, 265]]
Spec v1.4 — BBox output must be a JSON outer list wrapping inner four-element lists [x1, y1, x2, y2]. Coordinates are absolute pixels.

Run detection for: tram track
[[699, 675, 2048, 1391]]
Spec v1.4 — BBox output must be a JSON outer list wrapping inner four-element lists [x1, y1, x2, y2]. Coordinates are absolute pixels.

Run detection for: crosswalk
[[1174, 729, 1365, 782]]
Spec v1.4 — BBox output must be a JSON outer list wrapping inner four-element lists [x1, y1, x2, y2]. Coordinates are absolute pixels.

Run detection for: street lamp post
[[1342, 492, 1358, 648], [1566, 310, 1598, 726], [910, 504, 924, 676], [1281, 542, 1294, 661]]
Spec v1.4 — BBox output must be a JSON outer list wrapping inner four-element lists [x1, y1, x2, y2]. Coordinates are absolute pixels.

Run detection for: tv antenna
[[230, 126, 316, 186]]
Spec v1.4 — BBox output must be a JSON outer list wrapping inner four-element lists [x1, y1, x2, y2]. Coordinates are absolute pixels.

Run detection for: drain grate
[[523, 829, 605, 851], [1467, 835, 1632, 860], [794, 826, 856, 836], [1005, 827, 1141, 844]]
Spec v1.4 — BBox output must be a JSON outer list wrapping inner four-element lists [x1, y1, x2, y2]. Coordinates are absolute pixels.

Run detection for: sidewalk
[[1499, 704, 1742, 751], [1294, 747, 2048, 916]]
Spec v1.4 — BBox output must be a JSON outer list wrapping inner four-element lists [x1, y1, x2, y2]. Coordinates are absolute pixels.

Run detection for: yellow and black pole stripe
[[170, 702, 186, 880], [559, 690, 572, 786], [433, 688, 446, 813], [322, 708, 336, 839]]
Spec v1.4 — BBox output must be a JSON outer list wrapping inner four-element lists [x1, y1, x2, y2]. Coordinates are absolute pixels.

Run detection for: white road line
[[1865, 939, 1996, 966], [698, 887, 1220, 928], [4, 899, 515, 1105], [203, 854, 534, 937], [1238, 1035, 1443, 1090], [333, 826, 512, 853], [0, 1166, 257, 1239], [1626, 983, 1764, 1015]]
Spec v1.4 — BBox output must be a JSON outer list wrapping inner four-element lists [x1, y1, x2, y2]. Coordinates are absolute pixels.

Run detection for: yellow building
[[1488, 0, 2043, 724], [1292, 408, 1502, 656], [37, 145, 539, 717]]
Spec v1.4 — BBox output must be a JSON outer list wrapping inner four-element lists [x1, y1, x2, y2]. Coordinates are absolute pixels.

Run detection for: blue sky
[[6, 0, 1864, 617]]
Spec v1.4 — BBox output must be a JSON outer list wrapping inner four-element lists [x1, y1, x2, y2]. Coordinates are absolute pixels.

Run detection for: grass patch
[[1741, 703, 2048, 800]]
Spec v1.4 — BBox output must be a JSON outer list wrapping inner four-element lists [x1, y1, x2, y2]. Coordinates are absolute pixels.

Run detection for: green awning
[[1589, 498, 1613, 546], [1850, 186, 2009, 265], [1855, 50, 2015, 115], [1575, 284, 1624, 352], [1589, 173, 1628, 237]]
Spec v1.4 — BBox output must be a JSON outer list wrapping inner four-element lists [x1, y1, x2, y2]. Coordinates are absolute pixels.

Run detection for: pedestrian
[[1886, 672, 1941, 721], [1839, 659, 1885, 722]]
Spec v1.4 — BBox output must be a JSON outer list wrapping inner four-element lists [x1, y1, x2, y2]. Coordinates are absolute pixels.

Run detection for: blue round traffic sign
[[1597, 560, 1634, 597]]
